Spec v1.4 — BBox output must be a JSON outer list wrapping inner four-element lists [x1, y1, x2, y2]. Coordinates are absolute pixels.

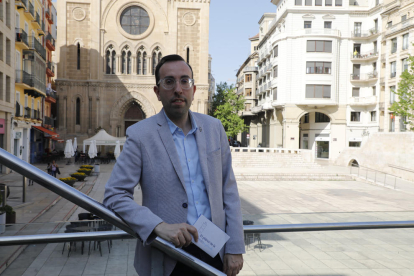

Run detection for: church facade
[[55, 0, 211, 144]]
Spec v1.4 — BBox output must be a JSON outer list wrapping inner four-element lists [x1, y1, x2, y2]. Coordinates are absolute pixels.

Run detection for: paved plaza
[[1, 162, 414, 276]]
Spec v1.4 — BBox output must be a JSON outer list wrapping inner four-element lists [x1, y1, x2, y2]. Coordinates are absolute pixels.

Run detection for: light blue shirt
[[164, 110, 212, 225]]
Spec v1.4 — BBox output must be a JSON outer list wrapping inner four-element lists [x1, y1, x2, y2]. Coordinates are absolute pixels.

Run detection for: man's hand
[[154, 222, 198, 248], [223, 254, 243, 276]]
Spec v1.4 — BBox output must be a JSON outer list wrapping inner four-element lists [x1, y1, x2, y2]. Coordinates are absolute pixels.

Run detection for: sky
[[209, 0, 276, 86]]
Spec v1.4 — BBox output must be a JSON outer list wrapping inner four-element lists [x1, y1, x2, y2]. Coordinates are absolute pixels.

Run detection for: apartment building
[[236, 34, 259, 147], [244, 0, 386, 161], [0, 0, 16, 173], [380, 0, 414, 132], [14, 0, 49, 163]]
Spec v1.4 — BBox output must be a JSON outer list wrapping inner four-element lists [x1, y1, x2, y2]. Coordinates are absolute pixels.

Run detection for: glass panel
[[307, 41, 315, 52], [323, 85, 331, 98], [335, 0, 342, 5], [315, 85, 323, 98], [352, 88, 360, 97], [324, 62, 331, 74], [120, 6, 149, 35], [295, 0, 302, 4], [325, 0, 332, 5], [306, 62, 314, 74], [315, 41, 324, 52], [315, 62, 323, 73], [316, 0, 322, 5], [325, 41, 332, 52], [306, 85, 314, 98], [305, 0, 312, 5]]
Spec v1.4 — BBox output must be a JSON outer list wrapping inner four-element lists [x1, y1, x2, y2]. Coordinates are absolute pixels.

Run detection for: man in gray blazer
[[104, 55, 245, 276]]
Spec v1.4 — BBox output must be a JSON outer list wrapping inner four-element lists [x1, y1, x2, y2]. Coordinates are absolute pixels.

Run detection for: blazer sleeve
[[103, 127, 163, 245], [218, 120, 246, 255]]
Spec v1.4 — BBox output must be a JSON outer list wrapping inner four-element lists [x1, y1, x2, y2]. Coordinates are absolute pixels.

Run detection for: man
[[103, 55, 245, 276]]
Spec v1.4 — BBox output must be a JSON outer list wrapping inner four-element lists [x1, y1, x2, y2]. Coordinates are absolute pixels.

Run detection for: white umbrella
[[88, 140, 97, 159], [64, 139, 74, 158], [73, 137, 77, 152], [114, 140, 121, 159]]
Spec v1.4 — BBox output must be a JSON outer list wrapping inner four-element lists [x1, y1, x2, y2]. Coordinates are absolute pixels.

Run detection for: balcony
[[47, 62, 55, 77], [24, 107, 31, 119], [351, 28, 380, 40], [349, 96, 377, 106], [16, 0, 28, 10], [302, 29, 341, 37], [243, 66, 258, 73], [28, 36, 46, 61], [44, 116, 54, 128], [46, 9, 53, 24], [266, 81, 271, 91], [46, 33, 55, 51], [350, 72, 378, 82], [15, 28, 29, 49], [25, 1, 35, 21], [350, 50, 378, 61], [385, 18, 413, 38], [262, 101, 273, 110], [38, 21, 45, 36], [32, 12, 41, 29], [251, 105, 263, 114], [15, 70, 33, 88], [390, 72, 396, 78], [15, 102, 22, 117]]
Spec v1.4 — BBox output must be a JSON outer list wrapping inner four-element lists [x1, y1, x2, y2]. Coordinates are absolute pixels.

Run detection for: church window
[[106, 50, 111, 74], [137, 52, 142, 75], [121, 46, 131, 75], [76, 98, 81, 125], [122, 52, 126, 74], [158, 52, 162, 63], [120, 6, 150, 35], [112, 51, 116, 74], [187, 47, 190, 64], [143, 52, 147, 75], [105, 45, 116, 75], [77, 43, 80, 70], [127, 52, 132, 74], [152, 47, 162, 75]]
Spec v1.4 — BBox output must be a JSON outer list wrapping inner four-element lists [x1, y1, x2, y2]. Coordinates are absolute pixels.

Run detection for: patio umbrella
[[64, 139, 74, 158], [72, 137, 77, 152], [88, 140, 97, 159], [114, 140, 121, 159]]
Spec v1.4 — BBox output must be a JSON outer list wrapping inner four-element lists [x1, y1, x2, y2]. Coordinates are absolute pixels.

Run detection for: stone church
[[55, 0, 211, 144]]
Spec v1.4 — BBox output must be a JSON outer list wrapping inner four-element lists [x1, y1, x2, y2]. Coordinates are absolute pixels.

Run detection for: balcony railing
[[47, 61, 55, 74], [351, 50, 378, 60], [15, 28, 29, 47], [351, 28, 379, 38], [15, 102, 21, 117], [44, 116, 54, 127], [34, 109, 40, 120], [15, 70, 32, 87], [16, 0, 28, 9], [349, 96, 377, 105], [28, 36, 46, 60], [386, 18, 413, 37], [350, 71, 378, 81], [243, 66, 258, 72], [24, 107, 31, 118], [27, 1, 34, 18], [34, 12, 41, 27]]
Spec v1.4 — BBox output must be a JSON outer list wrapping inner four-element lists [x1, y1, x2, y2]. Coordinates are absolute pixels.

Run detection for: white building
[[247, 0, 389, 161]]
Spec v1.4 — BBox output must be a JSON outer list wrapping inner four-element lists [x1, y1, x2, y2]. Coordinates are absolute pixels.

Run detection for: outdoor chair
[[243, 220, 263, 251]]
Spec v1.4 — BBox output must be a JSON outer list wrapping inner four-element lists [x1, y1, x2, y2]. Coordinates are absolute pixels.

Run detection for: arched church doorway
[[124, 101, 146, 135], [299, 111, 331, 159]]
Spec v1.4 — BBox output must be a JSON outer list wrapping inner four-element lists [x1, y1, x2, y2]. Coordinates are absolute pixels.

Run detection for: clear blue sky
[[209, 1, 276, 86], [52, 0, 276, 87]]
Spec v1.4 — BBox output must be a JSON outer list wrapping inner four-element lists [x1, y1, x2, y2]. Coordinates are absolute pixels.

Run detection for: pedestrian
[[104, 55, 245, 276], [50, 160, 58, 178], [46, 162, 52, 175]]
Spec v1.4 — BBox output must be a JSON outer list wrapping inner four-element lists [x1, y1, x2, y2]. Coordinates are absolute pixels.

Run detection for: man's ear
[[192, 85, 197, 100], [154, 86, 161, 101]]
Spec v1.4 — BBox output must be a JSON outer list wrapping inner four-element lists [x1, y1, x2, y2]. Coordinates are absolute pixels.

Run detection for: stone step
[[235, 174, 354, 181]]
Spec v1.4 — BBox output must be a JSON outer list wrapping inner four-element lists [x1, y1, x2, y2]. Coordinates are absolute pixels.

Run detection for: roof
[[32, 126, 59, 138], [83, 129, 126, 146], [249, 33, 260, 40]]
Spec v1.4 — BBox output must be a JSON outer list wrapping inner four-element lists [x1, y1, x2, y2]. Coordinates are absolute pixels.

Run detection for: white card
[[192, 215, 230, 258]]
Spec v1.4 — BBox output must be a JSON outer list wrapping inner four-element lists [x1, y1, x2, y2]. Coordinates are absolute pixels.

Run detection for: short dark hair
[[155, 54, 193, 86]]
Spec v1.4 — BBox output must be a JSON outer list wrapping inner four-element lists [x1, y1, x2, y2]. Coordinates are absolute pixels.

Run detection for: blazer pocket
[[207, 147, 221, 157]]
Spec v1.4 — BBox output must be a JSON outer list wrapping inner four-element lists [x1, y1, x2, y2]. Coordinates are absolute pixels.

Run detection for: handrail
[[0, 148, 225, 276], [3, 220, 414, 245]]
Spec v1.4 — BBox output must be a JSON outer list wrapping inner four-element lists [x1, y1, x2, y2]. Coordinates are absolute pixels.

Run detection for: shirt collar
[[163, 110, 198, 135]]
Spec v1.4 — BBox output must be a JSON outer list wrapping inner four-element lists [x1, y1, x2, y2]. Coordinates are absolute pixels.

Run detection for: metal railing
[[350, 72, 378, 81], [24, 107, 31, 118], [15, 102, 21, 117], [351, 28, 379, 38], [44, 116, 54, 127], [350, 50, 378, 59], [34, 12, 41, 26], [27, 1, 34, 18], [46, 32, 56, 48], [243, 66, 258, 72], [15, 28, 28, 46], [16, 0, 28, 9], [47, 61, 55, 74], [28, 36, 46, 60]]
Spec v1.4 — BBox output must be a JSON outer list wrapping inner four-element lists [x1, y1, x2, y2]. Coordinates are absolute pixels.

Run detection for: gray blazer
[[103, 110, 245, 276]]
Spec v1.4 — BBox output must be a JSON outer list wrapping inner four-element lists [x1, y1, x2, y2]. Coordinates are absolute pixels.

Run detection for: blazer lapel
[[194, 116, 211, 198], [156, 112, 186, 192]]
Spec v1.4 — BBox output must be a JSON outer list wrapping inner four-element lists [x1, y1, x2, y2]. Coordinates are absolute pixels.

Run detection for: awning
[[32, 126, 59, 138], [51, 137, 64, 143]]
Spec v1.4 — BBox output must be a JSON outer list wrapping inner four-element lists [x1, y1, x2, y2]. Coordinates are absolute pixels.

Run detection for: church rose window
[[120, 6, 150, 35]]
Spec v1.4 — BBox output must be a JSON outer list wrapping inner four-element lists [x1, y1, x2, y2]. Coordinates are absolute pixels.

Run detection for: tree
[[211, 82, 248, 137], [209, 82, 231, 117], [389, 55, 414, 131]]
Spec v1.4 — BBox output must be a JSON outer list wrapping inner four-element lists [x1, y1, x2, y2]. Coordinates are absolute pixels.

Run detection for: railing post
[[22, 176, 26, 203]]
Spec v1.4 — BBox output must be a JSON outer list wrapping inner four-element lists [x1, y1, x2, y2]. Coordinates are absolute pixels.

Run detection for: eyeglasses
[[157, 77, 195, 90]]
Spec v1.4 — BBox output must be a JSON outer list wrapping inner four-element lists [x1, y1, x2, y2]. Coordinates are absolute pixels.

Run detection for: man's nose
[[174, 82, 184, 94]]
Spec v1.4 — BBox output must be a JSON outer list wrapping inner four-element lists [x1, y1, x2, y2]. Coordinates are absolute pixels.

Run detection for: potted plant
[[70, 172, 87, 181], [77, 168, 92, 176], [80, 165, 94, 169], [0, 205, 16, 224], [59, 177, 77, 187]]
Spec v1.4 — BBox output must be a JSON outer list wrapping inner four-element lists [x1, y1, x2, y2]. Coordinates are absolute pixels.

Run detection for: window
[[387, 21, 392, 28], [305, 0, 312, 5], [111, 51, 116, 74], [5, 75, 9, 103], [152, 52, 157, 75], [390, 86, 395, 104], [390, 62, 396, 78], [245, 74, 252, 82], [273, 88, 277, 100], [349, 142, 361, 147], [120, 6, 150, 35], [254, 46, 258, 51], [391, 38, 397, 53], [273, 66, 278, 78], [372, 86, 376, 96], [273, 45, 278, 57], [324, 21, 332, 29], [186, 47, 190, 64], [304, 113, 309, 123], [325, 0, 332, 5], [0, 32, 3, 61], [77, 43, 80, 70], [304, 21, 312, 29], [5, 38, 10, 65], [389, 114, 395, 132], [402, 33, 409, 50], [306, 62, 331, 74], [374, 19, 378, 31], [143, 52, 147, 75], [307, 41, 332, 52], [31, 98, 34, 118], [402, 58, 409, 72], [401, 15, 407, 22], [335, 0, 342, 6], [400, 116, 407, 132], [315, 0, 322, 5], [351, 112, 360, 122], [373, 41, 378, 53], [371, 111, 376, 121], [352, 87, 360, 97], [245, 88, 252, 96], [315, 112, 330, 123], [76, 98, 81, 125], [295, 0, 302, 5], [306, 85, 331, 98], [354, 22, 362, 37]]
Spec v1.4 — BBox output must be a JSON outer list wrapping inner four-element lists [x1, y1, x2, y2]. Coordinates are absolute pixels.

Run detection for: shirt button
[[182, 203, 188, 208]]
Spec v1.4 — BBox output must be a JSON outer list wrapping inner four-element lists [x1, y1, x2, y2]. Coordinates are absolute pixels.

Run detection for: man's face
[[154, 61, 196, 120]]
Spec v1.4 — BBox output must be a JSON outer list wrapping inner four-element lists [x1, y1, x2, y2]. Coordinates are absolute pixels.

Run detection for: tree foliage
[[389, 55, 414, 131], [211, 82, 248, 137]]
